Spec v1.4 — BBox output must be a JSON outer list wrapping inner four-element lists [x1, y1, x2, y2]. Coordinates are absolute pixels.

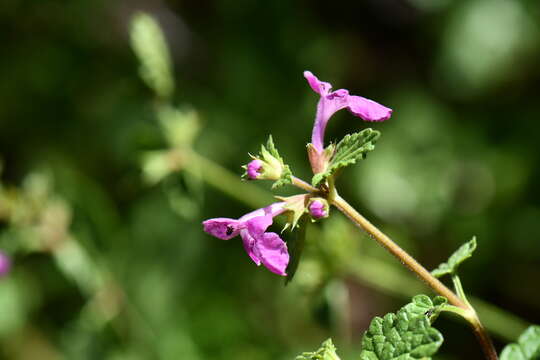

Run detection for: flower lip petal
[[240, 229, 261, 265], [254, 232, 289, 276], [246, 215, 273, 237], [346, 95, 393, 122], [202, 218, 241, 240]]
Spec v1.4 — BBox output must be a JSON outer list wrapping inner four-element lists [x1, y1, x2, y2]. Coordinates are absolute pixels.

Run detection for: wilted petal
[[255, 232, 289, 276], [202, 218, 241, 240]]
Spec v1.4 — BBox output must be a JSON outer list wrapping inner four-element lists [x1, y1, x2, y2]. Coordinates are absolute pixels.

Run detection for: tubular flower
[[202, 202, 289, 276], [304, 71, 392, 153]]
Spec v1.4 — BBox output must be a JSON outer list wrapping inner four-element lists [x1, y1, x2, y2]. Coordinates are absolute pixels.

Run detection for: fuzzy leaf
[[500, 326, 540, 360], [359, 295, 444, 360], [271, 165, 292, 189], [432, 237, 477, 278], [296, 339, 341, 360], [312, 128, 380, 186]]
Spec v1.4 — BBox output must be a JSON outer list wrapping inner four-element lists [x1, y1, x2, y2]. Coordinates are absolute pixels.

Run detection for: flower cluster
[[203, 71, 392, 276]]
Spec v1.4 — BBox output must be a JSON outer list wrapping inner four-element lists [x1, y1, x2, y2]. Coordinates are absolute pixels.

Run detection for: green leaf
[[312, 128, 380, 186], [130, 12, 174, 99], [264, 136, 293, 189], [500, 326, 540, 360], [296, 339, 341, 360], [271, 165, 292, 189], [285, 216, 308, 285], [432, 237, 477, 278], [359, 295, 444, 360]]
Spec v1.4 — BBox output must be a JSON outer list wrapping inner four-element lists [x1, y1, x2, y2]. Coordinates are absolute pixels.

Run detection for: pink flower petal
[[202, 218, 241, 240], [246, 215, 273, 237], [255, 232, 289, 276], [347, 95, 393, 122], [240, 229, 261, 265], [304, 71, 392, 152]]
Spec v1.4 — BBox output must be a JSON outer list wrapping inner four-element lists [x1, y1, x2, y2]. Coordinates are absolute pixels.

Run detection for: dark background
[[0, 0, 539, 359]]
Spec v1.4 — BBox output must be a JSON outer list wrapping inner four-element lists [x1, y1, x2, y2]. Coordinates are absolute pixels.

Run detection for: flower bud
[[309, 198, 329, 219], [246, 159, 263, 179]]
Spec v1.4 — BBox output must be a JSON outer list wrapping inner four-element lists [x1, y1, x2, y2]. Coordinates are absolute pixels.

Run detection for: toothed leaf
[[359, 295, 444, 360], [312, 128, 380, 186], [432, 237, 477, 278], [296, 339, 341, 360]]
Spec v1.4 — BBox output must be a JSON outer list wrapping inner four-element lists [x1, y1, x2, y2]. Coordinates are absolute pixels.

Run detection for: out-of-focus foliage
[[0, 0, 539, 359], [500, 326, 540, 360]]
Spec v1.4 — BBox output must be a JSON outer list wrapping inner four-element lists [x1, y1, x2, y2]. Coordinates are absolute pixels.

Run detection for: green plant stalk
[[345, 256, 529, 341], [452, 274, 472, 307], [288, 176, 498, 359], [326, 189, 497, 359]]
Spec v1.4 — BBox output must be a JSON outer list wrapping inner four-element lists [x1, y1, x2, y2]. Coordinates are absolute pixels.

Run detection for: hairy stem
[[329, 192, 498, 359], [289, 176, 498, 359], [331, 193, 466, 309]]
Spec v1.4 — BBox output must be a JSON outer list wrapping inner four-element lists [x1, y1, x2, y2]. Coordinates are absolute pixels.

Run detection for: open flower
[[304, 71, 392, 153], [202, 202, 289, 276]]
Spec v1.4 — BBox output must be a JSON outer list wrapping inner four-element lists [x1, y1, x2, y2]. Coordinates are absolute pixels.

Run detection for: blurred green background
[[1, 0, 539, 359]]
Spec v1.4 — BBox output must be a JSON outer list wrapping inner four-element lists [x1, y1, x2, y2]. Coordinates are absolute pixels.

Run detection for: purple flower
[[246, 159, 263, 179], [304, 71, 392, 153], [202, 202, 289, 276], [309, 200, 327, 219], [0, 252, 11, 277]]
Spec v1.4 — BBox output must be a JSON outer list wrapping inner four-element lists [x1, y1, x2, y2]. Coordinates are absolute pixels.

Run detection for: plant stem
[[328, 193, 498, 359], [331, 193, 467, 309], [452, 274, 472, 307], [470, 315, 499, 360]]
